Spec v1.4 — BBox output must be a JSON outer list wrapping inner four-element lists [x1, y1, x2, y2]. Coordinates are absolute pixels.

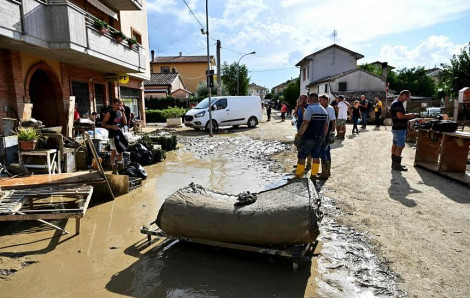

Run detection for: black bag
[[430, 120, 458, 133]]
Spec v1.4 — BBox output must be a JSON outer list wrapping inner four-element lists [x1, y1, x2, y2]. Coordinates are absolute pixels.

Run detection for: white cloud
[[376, 36, 466, 69], [280, 0, 306, 8]]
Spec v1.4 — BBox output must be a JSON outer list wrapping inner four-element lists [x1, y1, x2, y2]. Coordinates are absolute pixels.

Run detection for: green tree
[[388, 67, 436, 97], [221, 62, 250, 95], [195, 81, 226, 98], [440, 42, 470, 97], [282, 78, 300, 108]]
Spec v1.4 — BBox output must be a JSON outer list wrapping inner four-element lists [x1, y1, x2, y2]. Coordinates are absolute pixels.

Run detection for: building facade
[[150, 52, 215, 94], [0, 0, 150, 133]]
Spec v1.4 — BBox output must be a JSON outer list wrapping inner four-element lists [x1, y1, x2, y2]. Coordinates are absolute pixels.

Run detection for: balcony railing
[[0, 0, 146, 74]]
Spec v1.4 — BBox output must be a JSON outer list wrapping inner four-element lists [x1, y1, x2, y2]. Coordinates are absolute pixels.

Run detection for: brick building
[[0, 0, 150, 133]]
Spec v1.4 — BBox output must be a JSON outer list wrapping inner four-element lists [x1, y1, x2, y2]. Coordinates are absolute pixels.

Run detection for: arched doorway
[[29, 70, 59, 127]]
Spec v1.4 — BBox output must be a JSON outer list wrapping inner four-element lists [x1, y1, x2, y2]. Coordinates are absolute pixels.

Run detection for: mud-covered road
[[1, 113, 469, 297]]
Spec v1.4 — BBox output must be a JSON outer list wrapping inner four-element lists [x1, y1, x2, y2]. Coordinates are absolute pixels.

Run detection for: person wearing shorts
[[294, 93, 328, 180], [102, 98, 127, 174], [390, 90, 418, 171]]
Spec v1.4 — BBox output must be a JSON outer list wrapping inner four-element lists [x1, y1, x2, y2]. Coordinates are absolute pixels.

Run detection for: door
[[211, 98, 230, 124]]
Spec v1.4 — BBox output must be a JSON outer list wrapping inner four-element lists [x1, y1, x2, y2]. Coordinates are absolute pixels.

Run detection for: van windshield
[[194, 98, 215, 109]]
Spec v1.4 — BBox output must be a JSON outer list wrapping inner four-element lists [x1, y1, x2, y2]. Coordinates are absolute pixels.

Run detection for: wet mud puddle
[[315, 189, 406, 297], [177, 135, 405, 297]]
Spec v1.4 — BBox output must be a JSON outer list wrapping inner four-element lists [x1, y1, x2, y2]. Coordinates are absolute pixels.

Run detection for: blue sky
[[147, 0, 470, 90]]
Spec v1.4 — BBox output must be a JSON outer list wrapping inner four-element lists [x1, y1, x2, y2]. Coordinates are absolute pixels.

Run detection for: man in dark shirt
[[390, 90, 418, 171], [359, 95, 370, 128]]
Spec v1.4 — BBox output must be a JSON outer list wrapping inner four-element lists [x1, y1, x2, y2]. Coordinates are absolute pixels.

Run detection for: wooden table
[[19, 149, 61, 174], [414, 129, 470, 186]]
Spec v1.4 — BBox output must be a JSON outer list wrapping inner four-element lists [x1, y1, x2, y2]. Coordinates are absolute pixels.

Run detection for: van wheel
[[205, 120, 218, 132], [247, 117, 258, 128]]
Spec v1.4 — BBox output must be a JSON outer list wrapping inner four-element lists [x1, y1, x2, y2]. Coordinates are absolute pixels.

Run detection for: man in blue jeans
[[390, 90, 418, 171], [294, 93, 328, 180]]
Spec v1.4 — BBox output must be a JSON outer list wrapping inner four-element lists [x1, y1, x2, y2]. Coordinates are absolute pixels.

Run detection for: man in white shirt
[[318, 94, 336, 179], [336, 95, 351, 139]]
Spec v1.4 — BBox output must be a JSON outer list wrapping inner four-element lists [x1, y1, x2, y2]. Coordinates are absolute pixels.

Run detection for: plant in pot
[[162, 106, 186, 127], [127, 37, 137, 48], [93, 19, 109, 34], [111, 30, 126, 43], [16, 127, 40, 151]]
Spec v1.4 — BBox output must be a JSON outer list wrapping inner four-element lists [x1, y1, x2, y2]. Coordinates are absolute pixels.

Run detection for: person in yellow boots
[[293, 93, 329, 180]]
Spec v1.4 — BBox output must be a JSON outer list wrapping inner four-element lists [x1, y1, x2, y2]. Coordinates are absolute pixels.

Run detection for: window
[[307, 66, 309, 79], [161, 66, 170, 74], [215, 98, 227, 110], [325, 84, 328, 93], [302, 68, 307, 81], [131, 28, 142, 44], [338, 82, 347, 91]]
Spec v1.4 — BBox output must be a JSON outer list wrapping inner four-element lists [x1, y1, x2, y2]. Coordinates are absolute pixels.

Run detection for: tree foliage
[[221, 62, 250, 95], [194, 81, 225, 98], [282, 78, 300, 108], [388, 67, 436, 97], [440, 42, 470, 97]]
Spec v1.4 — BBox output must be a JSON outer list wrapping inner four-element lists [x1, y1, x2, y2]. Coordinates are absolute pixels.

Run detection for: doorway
[[29, 70, 59, 127]]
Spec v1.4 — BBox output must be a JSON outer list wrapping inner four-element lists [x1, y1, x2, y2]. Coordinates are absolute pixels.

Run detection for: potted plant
[[127, 37, 137, 48], [16, 127, 40, 151], [162, 107, 186, 127], [111, 30, 126, 43], [93, 19, 109, 34]]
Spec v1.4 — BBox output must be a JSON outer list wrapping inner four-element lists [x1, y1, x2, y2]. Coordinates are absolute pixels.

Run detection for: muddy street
[[1, 119, 469, 297]]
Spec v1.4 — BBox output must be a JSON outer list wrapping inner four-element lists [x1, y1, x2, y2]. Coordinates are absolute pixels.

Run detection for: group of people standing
[[289, 90, 414, 181], [293, 93, 335, 180]]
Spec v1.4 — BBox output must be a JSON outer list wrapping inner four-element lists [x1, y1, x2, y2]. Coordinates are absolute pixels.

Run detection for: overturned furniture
[[142, 178, 321, 270], [0, 184, 93, 234]]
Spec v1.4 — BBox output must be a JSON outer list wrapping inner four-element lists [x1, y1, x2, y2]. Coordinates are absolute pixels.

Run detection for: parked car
[[420, 107, 442, 117], [184, 96, 263, 131]]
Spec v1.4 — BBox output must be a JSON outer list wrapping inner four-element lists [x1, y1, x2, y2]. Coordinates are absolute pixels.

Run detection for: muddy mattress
[[155, 178, 321, 245]]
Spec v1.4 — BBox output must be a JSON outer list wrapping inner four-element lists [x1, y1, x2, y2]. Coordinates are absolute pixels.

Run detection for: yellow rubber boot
[[310, 163, 320, 179], [294, 164, 305, 178]]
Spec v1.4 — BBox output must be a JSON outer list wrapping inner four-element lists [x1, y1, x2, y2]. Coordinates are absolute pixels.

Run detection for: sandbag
[[155, 178, 321, 245]]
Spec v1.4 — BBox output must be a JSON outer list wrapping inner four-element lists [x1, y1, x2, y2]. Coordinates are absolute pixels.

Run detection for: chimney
[[179, 52, 182, 57], [381, 62, 388, 80], [151, 50, 154, 62]]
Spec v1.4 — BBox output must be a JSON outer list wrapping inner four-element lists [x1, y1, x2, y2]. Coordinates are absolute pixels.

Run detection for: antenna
[[332, 30, 337, 44]]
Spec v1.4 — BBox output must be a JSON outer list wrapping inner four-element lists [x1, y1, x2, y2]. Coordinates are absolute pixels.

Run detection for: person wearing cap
[[294, 93, 328, 180], [317, 94, 336, 179], [390, 90, 418, 171]]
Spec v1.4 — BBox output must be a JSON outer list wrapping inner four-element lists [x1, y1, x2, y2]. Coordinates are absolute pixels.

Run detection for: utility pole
[[217, 40, 221, 96]]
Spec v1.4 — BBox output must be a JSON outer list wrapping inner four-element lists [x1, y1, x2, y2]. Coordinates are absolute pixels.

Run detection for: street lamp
[[236, 51, 256, 96]]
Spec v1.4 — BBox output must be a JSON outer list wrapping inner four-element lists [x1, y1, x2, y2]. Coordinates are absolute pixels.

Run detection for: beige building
[[248, 83, 269, 99], [150, 52, 215, 94], [144, 73, 192, 99], [0, 0, 150, 131]]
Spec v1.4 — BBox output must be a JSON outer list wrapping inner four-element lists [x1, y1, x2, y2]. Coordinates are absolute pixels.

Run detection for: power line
[[249, 67, 298, 73], [182, 0, 205, 30], [181, 0, 218, 43], [221, 47, 290, 62]]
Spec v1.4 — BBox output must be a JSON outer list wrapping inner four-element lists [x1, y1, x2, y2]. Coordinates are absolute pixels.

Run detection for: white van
[[184, 96, 262, 131]]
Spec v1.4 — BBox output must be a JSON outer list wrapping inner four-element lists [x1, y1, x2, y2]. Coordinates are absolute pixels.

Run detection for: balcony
[[0, 0, 146, 74], [99, 0, 142, 11]]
